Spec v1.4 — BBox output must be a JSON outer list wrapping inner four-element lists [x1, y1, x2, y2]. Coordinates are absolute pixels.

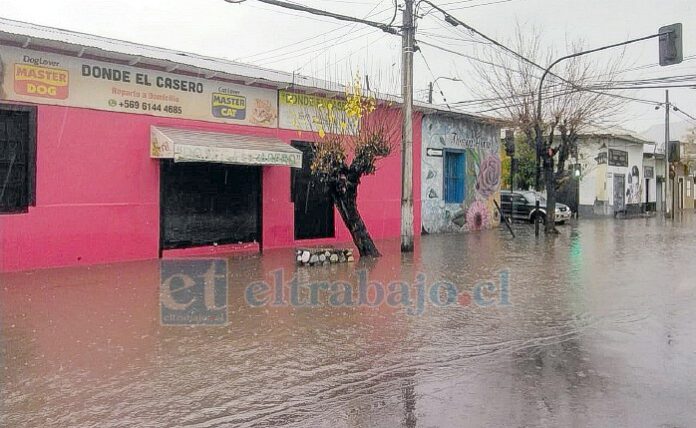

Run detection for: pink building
[[0, 19, 423, 272]]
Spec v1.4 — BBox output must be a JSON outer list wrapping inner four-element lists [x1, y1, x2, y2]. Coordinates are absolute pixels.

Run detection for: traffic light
[[669, 163, 676, 179], [504, 130, 515, 157], [659, 23, 683, 66], [669, 141, 681, 163]]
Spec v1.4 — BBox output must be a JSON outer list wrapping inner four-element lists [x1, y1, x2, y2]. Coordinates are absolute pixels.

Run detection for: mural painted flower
[[466, 199, 490, 231], [475, 154, 501, 198]]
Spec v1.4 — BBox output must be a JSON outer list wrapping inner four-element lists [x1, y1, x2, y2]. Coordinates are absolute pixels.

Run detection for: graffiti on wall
[[626, 165, 641, 205], [421, 115, 501, 233]]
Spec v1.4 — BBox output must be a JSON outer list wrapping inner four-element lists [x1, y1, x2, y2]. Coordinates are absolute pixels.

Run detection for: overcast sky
[[2, 0, 695, 137]]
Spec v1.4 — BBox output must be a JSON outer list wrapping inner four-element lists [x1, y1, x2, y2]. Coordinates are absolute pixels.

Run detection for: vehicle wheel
[[558, 220, 566, 225]]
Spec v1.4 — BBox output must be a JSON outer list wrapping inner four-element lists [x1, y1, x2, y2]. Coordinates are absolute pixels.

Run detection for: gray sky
[[2, 0, 695, 137]]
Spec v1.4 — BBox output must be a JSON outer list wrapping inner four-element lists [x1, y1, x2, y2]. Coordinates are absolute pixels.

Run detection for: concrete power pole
[[401, 0, 415, 252], [665, 90, 672, 219]]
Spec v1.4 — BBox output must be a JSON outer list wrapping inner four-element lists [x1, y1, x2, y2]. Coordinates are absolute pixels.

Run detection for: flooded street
[[2, 214, 696, 428]]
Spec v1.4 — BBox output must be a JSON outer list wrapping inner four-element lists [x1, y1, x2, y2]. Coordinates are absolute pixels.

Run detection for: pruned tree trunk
[[331, 178, 381, 258], [543, 153, 559, 234]]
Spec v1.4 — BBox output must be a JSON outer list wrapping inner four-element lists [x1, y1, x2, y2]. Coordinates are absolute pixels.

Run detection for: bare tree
[[469, 27, 625, 232], [288, 77, 400, 257]]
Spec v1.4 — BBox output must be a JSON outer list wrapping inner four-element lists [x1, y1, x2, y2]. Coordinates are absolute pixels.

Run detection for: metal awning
[[150, 126, 302, 168]]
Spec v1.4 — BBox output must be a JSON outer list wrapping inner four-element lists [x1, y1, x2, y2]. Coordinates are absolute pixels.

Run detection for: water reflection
[[2, 215, 696, 427]]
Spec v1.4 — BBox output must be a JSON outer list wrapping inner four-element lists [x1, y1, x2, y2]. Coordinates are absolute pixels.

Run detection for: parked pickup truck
[[500, 190, 572, 224]]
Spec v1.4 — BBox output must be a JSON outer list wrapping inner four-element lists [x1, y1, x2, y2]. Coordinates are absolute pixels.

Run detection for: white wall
[[642, 157, 657, 204], [578, 139, 603, 206], [577, 136, 645, 214]]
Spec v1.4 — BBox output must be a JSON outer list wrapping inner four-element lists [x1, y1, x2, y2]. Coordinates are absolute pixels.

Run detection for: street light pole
[[534, 32, 666, 236]]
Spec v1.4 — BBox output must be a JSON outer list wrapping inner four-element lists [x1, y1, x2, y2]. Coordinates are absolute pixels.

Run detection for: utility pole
[[665, 89, 672, 219], [401, 0, 415, 252]]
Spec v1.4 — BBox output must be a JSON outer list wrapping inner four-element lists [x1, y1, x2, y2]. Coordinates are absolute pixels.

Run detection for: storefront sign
[[0, 46, 278, 127], [278, 90, 358, 135], [151, 126, 302, 168], [174, 144, 301, 167], [445, 133, 497, 151], [608, 149, 628, 167], [426, 148, 443, 157]]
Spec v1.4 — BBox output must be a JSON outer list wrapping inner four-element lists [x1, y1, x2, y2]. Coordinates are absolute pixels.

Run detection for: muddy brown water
[[2, 214, 696, 427]]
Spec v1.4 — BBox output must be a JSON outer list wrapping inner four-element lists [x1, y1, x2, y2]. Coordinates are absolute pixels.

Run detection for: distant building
[[641, 142, 666, 212], [576, 130, 653, 217], [671, 140, 696, 211]]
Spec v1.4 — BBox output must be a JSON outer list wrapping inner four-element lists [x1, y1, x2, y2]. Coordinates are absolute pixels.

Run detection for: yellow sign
[[0, 45, 278, 128], [14, 63, 69, 99], [279, 90, 357, 135]]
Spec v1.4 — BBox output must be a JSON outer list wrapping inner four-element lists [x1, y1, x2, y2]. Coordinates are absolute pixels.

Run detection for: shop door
[[656, 181, 663, 211], [613, 174, 625, 212], [160, 161, 261, 250], [291, 142, 335, 240]]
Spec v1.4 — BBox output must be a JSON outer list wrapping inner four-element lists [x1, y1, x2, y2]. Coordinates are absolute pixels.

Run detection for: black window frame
[[0, 103, 37, 214], [159, 160, 262, 251], [290, 140, 335, 240]]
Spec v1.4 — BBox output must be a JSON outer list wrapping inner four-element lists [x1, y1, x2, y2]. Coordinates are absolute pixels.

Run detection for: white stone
[[301, 251, 311, 263]]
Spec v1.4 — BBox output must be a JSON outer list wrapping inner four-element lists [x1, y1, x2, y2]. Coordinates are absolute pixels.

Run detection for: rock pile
[[296, 248, 354, 266]]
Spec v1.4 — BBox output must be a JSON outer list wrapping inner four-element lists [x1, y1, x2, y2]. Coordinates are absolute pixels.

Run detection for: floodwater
[[2, 213, 696, 428]]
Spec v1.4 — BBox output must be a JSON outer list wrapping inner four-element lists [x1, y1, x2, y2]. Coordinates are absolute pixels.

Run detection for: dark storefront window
[[291, 141, 335, 240], [0, 105, 36, 214], [443, 151, 466, 203], [161, 161, 261, 249]]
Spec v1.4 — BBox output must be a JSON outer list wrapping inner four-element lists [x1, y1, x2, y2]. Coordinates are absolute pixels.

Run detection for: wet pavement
[[2, 213, 696, 427]]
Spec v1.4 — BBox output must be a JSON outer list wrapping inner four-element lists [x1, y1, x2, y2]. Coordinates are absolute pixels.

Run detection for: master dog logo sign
[[14, 63, 69, 100], [160, 259, 229, 326]]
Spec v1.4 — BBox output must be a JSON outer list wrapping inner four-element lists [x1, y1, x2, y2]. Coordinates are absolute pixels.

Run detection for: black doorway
[[291, 141, 335, 240], [160, 161, 261, 250]]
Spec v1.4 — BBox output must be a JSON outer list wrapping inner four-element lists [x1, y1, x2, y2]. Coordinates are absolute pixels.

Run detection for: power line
[[416, 38, 522, 74], [446, 0, 519, 10], [417, 35, 669, 111], [235, 15, 376, 61], [295, 1, 392, 72], [418, 50, 451, 109], [228, 0, 400, 34]]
